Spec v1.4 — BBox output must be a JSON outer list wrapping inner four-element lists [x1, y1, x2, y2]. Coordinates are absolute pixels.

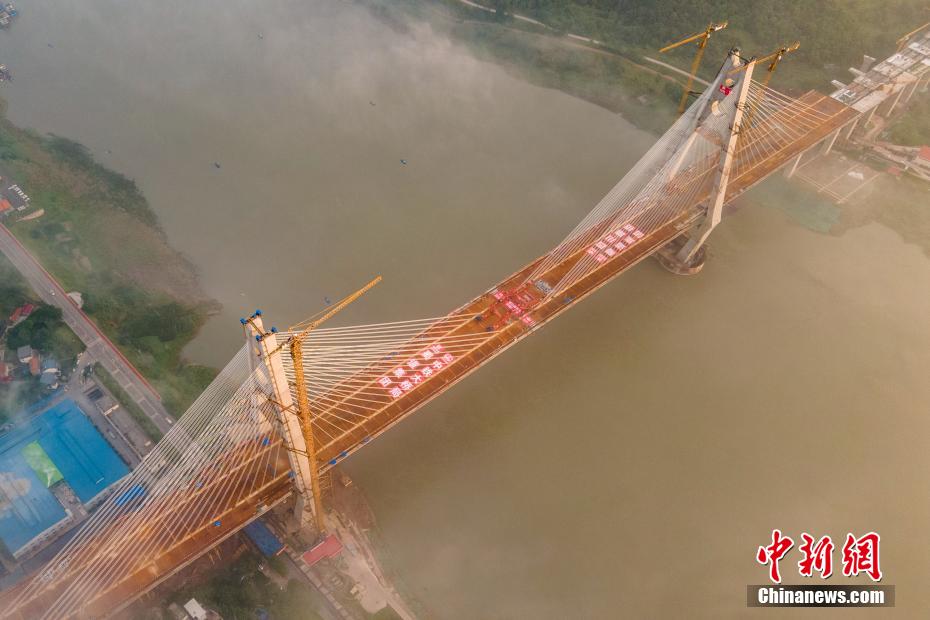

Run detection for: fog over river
[[2, 1, 929, 617]]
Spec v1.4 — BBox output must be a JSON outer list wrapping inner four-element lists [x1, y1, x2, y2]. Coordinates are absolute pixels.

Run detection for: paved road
[[643, 56, 712, 87], [0, 222, 175, 435]]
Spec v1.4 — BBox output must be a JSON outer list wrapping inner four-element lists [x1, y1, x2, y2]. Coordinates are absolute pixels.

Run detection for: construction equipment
[[254, 276, 381, 532], [289, 276, 380, 532], [660, 21, 728, 115], [729, 42, 799, 129], [897, 21, 930, 51], [755, 41, 800, 89]]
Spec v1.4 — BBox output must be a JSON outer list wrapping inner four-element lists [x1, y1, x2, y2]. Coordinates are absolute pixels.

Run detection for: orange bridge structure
[[1, 51, 862, 618]]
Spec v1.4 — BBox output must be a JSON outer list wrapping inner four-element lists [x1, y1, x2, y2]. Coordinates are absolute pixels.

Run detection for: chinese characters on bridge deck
[[379, 343, 456, 400], [490, 289, 537, 328], [586, 223, 645, 264], [756, 529, 882, 583]]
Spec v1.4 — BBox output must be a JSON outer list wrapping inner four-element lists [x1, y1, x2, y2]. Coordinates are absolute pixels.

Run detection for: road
[[0, 222, 176, 435], [643, 56, 712, 86]]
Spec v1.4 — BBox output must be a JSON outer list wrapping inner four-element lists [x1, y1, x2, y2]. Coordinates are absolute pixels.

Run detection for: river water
[[2, 1, 930, 618]]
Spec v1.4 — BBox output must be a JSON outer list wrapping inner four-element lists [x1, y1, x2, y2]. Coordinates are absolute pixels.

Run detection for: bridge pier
[[904, 77, 923, 105], [654, 235, 707, 275], [820, 127, 841, 156], [884, 83, 908, 117], [784, 151, 805, 179], [844, 117, 860, 142]]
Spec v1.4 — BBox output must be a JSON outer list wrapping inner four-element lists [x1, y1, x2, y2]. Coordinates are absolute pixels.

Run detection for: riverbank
[[329, 470, 420, 619], [430, 0, 924, 92], [0, 99, 218, 416]]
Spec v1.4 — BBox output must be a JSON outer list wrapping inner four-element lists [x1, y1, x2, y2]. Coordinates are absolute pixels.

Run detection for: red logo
[[757, 530, 882, 583], [756, 529, 794, 584], [842, 532, 882, 582], [798, 533, 834, 579]]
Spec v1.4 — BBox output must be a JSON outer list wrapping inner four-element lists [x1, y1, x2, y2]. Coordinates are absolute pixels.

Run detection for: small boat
[[400, 159, 408, 165]]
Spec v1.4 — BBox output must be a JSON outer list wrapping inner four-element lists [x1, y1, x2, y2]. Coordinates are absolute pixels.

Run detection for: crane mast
[[660, 21, 729, 115]]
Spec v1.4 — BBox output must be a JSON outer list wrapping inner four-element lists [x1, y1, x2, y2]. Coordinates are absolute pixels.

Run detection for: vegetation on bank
[[43, 135, 157, 227], [0, 254, 30, 319], [165, 551, 325, 620], [365, 0, 930, 137], [0, 100, 217, 417], [7, 305, 83, 363], [887, 95, 930, 147], [467, 0, 928, 91]]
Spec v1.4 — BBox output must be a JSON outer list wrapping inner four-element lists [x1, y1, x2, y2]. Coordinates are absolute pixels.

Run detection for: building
[[183, 598, 208, 620], [39, 372, 59, 390], [39, 358, 61, 390], [41, 357, 59, 376], [8, 303, 34, 325], [0, 361, 11, 383], [16, 345, 33, 364], [4, 184, 29, 211], [0, 400, 130, 559], [29, 355, 41, 377]]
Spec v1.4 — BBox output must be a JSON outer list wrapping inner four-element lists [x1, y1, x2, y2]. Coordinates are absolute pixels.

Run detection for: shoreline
[[329, 469, 424, 619], [0, 100, 220, 417]]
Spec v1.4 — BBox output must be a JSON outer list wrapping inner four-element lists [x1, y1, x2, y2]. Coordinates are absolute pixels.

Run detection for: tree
[[492, 0, 512, 22], [7, 305, 84, 362]]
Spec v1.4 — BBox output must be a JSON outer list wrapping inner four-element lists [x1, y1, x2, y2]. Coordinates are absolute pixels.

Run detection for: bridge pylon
[[243, 277, 381, 535], [657, 49, 756, 274], [245, 312, 318, 530]]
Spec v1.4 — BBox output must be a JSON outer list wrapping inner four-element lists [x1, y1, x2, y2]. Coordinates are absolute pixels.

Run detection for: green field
[[21, 441, 63, 488]]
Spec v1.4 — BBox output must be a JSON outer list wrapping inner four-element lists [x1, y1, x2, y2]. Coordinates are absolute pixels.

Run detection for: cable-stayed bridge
[[1, 51, 862, 619]]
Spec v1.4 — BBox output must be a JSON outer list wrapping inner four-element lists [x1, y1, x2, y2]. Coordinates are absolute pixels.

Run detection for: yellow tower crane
[[897, 21, 930, 51], [756, 41, 800, 89], [262, 276, 382, 532], [660, 21, 729, 115], [727, 42, 799, 130]]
